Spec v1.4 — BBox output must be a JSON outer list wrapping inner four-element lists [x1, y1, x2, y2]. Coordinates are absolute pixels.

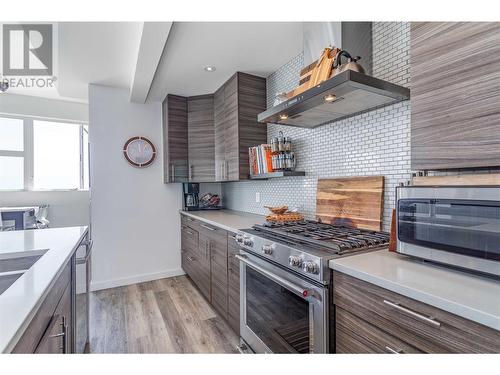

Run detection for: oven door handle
[[235, 254, 309, 298]]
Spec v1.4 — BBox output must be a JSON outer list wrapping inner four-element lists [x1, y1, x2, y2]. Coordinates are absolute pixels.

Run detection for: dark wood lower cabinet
[[12, 256, 75, 353], [180, 215, 240, 337], [333, 271, 500, 353], [227, 233, 240, 335]]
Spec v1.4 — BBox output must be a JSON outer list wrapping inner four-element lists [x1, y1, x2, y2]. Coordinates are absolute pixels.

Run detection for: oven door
[[237, 251, 328, 354]]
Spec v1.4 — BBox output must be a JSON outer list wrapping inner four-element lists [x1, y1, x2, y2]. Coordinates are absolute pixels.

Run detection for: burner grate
[[257, 220, 389, 253]]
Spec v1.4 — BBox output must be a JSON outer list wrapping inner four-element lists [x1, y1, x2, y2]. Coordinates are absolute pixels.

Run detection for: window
[[0, 117, 25, 190], [0, 116, 89, 191]]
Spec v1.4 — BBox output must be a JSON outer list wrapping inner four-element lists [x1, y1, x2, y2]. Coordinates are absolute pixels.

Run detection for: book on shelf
[[249, 144, 273, 175]]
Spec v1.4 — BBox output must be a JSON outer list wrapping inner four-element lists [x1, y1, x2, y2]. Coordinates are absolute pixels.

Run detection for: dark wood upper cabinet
[[162, 95, 189, 183], [411, 22, 500, 170], [163, 72, 266, 183], [216, 72, 267, 181], [188, 95, 215, 182]]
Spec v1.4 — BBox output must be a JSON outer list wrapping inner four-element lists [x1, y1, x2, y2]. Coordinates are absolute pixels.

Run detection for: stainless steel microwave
[[396, 186, 500, 277]]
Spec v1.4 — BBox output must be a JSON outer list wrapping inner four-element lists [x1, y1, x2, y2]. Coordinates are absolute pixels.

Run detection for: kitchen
[[0, 3, 499, 372]]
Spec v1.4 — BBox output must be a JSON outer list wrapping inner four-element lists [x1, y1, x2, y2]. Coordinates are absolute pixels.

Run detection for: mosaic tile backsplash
[[222, 22, 411, 232]]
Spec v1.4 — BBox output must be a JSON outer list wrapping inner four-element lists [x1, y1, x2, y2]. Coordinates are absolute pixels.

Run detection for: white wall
[[89, 84, 183, 291], [0, 190, 90, 228], [0, 93, 89, 123]]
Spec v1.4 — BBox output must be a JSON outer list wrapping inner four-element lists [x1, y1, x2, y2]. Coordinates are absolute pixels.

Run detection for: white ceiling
[[2, 22, 304, 104], [147, 22, 303, 100], [2, 22, 144, 103], [57, 22, 143, 101]]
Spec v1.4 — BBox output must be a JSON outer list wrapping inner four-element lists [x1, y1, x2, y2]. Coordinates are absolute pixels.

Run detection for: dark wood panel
[[411, 22, 500, 170], [336, 307, 422, 354], [237, 72, 267, 180], [188, 94, 215, 182], [333, 271, 500, 353], [214, 85, 226, 181], [227, 232, 240, 335], [12, 262, 71, 353], [163, 95, 188, 183], [224, 74, 240, 181]]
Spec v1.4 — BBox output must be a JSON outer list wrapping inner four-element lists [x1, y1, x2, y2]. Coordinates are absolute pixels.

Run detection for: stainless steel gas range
[[234, 220, 389, 354]]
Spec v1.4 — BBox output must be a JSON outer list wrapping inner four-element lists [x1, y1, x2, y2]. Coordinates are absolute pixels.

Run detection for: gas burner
[[255, 220, 389, 254]]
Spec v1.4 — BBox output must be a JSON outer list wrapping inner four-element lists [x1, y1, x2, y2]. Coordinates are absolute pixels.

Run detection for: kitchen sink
[[0, 251, 48, 295]]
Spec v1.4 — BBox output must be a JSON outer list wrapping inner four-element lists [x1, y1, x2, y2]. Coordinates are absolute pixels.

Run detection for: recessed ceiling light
[[204, 66, 216, 72]]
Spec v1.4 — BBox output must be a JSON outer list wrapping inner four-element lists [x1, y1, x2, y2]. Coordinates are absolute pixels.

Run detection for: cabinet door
[[195, 233, 212, 301], [224, 74, 240, 181], [188, 95, 215, 182], [35, 284, 72, 354], [237, 73, 267, 179], [214, 86, 226, 181], [209, 229, 228, 320], [163, 95, 188, 183], [411, 22, 500, 170]]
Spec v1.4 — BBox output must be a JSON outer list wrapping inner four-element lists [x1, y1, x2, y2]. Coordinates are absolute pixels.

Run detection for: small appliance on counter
[[396, 185, 500, 277], [183, 183, 200, 211], [182, 183, 223, 211]]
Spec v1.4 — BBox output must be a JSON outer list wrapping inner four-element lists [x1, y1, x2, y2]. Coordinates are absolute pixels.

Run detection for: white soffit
[[129, 22, 173, 103]]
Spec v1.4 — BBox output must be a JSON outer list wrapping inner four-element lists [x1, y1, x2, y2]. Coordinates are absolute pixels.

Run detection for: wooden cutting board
[[316, 176, 384, 231]]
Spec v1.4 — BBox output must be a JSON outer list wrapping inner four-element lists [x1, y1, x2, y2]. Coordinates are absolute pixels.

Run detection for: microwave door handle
[[235, 254, 309, 298]]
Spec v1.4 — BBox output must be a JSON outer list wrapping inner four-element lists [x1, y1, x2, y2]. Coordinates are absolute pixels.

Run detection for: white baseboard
[[90, 268, 185, 291]]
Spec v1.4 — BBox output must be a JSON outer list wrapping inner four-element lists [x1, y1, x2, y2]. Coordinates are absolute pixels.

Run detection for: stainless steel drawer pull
[[385, 346, 403, 354], [200, 224, 216, 231], [383, 299, 441, 328], [185, 229, 194, 235], [186, 217, 194, 222], [187, 256, 195, 262]]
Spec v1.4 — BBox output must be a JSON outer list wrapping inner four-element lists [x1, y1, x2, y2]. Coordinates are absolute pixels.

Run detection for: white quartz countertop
[[180, 209, 266, 232], [0, 226, 88, 353], [330, 250, 500, 331]]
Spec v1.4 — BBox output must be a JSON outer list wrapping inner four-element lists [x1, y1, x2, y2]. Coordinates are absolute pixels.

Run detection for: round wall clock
[[123, 136, 156, 167]]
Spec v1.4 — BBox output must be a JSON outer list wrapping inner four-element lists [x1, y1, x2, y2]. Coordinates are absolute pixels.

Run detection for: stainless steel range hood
[[257, 70, 410, 128]]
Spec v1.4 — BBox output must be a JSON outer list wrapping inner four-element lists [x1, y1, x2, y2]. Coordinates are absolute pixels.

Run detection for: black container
[[183, 183, 200, 211]]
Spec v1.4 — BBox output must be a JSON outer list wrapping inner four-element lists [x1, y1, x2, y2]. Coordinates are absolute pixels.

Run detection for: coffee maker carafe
[[183, 183, 199, 211]]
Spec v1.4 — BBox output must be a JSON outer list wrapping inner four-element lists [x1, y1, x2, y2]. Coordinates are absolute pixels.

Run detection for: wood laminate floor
[[89, 275, 239, 353]]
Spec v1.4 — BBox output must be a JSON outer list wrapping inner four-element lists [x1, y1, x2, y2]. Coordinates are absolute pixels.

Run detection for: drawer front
[[336, 307, 422, 354], [334, 271, 500, 353], [181, 226, 198, 253], [198, 222, 227, 242], [182, 214, 199, 231], [181, 249, 196, 280], [211, 261, 228, 320]]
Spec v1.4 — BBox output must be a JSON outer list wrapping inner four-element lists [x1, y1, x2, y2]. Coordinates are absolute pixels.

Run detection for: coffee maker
[[183, 183, 199, 211]]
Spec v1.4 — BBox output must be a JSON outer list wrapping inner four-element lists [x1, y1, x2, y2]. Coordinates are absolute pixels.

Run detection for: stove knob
[[235, 234, 244, 244], [288, 256, 303, 267], [261, 244, 274, 255], [302, 261, 318, 274], [243, 237, 254, 247]]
